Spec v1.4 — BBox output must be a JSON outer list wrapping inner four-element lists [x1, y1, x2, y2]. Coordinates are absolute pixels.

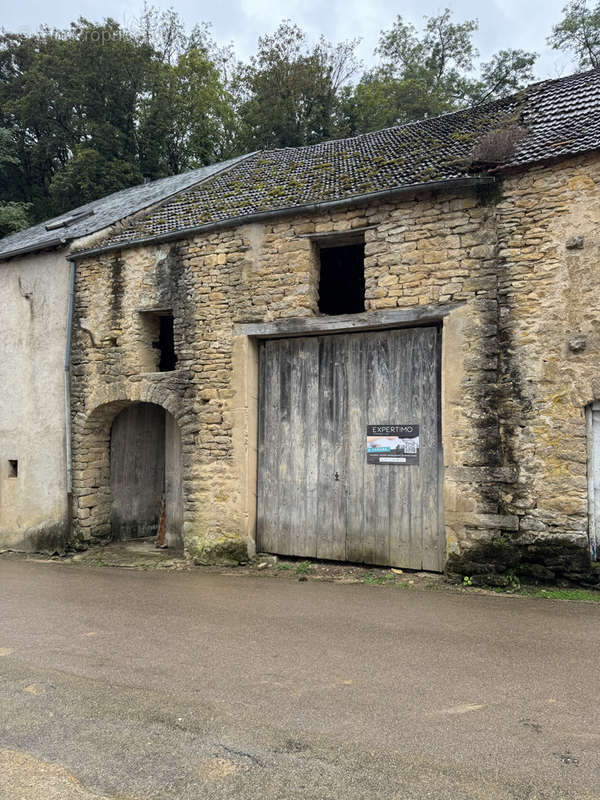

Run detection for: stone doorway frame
[[72, 388, 185, 550], [232, 304, 467, 561]]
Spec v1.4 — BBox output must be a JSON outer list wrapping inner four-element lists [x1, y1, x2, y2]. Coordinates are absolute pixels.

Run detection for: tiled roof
[[511, 67, 600, 165], [0, 156, 247, 260], [88, 67, 600, 251]]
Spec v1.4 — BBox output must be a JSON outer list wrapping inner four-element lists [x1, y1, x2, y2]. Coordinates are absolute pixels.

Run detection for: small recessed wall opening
[[318, 242, 365, 315], [138, 310, 177, 373], [8, 459, 18, 478], [155, 314, 177, 372]]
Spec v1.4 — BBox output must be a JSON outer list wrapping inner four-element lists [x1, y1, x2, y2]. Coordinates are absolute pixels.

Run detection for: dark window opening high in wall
[[138, 309, 178, 373], [318, 243, 365, 315], [153, 313, 177, 372]]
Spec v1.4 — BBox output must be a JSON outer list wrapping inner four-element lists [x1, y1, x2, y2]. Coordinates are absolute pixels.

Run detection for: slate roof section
[[0, 155, 247, 260], [94, 67, 600, 252]]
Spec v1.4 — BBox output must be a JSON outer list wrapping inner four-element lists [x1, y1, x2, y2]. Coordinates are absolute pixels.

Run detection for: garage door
[[257, 327, 442, 570]]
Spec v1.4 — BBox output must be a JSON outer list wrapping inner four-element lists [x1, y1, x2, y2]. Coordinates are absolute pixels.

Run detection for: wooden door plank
[[388, 329, 414, 568], [288, 337, 318, 557], [344, 332, 367, 562], [275, 339, 294, 555], [256, 341, 267, 549], [328, 335, 348, 560], [303, 338, 320, 558], [417, 328, 443, 571], [372, 332, 393, 567], [406, 330, 425, 570], [316, 336, 337, 559], [363, 332, 393, 566], [257, 340, 282, 553], [361, 336, 378, 564]]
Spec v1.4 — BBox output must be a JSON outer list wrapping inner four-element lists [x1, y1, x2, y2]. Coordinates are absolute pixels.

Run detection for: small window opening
[[138, 309, 178, 373], [318, 243, 365, 315], [153, 314, 177, 372], [8, 460, 18, 478]]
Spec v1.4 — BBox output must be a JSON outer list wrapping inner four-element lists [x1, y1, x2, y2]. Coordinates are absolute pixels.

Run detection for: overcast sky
[[1, 0, 579, 80]]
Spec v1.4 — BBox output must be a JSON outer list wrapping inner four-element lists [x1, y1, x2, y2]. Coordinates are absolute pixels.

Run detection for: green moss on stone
[[187, 535, 248, 566], [446, 535, 598, 588]]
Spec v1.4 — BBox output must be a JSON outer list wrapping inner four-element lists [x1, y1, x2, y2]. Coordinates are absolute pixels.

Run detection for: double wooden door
[[257, 327, 443, 570]]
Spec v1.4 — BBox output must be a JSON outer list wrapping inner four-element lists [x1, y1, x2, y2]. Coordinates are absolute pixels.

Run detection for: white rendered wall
[[0, 249, 70, 549]]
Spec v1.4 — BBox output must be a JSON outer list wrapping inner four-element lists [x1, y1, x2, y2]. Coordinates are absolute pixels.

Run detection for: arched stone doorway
[[74, 397, 184, 551], [109, 402, 183, 549]]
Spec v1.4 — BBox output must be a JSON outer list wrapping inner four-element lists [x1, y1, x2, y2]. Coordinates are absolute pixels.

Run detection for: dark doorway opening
[[154, 313, 177, 372], [318, 243, 365, 315]]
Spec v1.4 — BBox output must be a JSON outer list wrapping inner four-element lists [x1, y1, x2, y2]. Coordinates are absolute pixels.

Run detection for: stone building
[[68, 68, 600, 584], [0, 157, 244, 551]]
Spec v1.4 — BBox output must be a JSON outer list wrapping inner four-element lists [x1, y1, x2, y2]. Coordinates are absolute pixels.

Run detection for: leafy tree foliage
[[0, 201, 31, 236], [548, 0, 600, 68], [341, 10, 537, 133], [232, 22, 360, 150], [135, 7, 238, 174], [0, 20, 154, 217], [0, 128, 31, 235], [0, 10, 236, 224], [138, 43, 238, 175]]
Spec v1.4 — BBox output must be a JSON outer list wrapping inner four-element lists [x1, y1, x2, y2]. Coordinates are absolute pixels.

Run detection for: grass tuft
[[517, 587, 600, 602]]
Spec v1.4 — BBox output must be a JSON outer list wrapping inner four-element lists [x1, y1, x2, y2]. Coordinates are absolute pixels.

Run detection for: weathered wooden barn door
[[110, 403, 165, 539], [257, 327, 442, 570], [586, 401, 600, 560]]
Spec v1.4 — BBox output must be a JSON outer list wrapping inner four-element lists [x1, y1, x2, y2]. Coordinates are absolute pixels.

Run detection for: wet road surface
[[0, 558, 599, 799]]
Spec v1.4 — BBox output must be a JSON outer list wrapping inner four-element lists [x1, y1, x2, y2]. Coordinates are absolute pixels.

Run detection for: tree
[[232, 22, 360, 150], [341, 10, 537, 134], [376, 10, 479, 116], [134, 5, 239, 172], [136, 2, 188, 65], [0, 20, 154, 217], [548, 0, 600, 68], [0, 11, 238, 222], [0, 128, 30, 234], [475, 50, 539, 101], [0, 201, 30, 236], [48, 148, 142, 212], [137, 35, 238, 175]]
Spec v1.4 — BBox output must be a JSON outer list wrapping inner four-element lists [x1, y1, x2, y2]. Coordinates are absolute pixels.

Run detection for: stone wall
[[481, 154, 600, 585], [70, 153, 600, 579]]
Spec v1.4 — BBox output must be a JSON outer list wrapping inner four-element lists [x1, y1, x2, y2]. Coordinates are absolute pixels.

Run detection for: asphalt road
[[0, 558, 599, 799]]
